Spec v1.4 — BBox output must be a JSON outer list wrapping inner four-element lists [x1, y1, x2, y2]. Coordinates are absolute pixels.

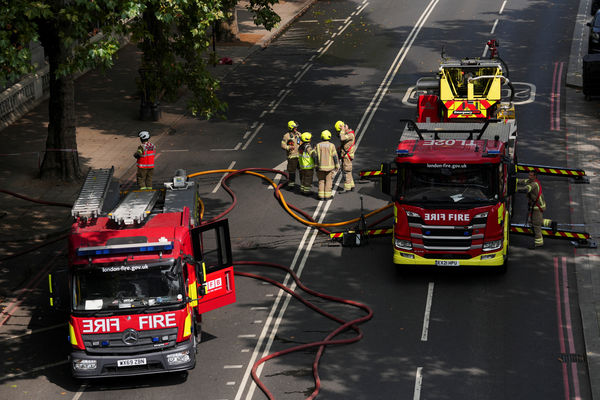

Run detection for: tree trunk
[[39, 27, 81, 181], [217, 6, 239, 42]]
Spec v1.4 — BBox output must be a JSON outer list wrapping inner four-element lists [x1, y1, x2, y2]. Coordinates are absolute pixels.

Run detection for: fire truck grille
[[422, 237, 472, 247], [423, 253, 473, 260], [82, 327, 178, 354]]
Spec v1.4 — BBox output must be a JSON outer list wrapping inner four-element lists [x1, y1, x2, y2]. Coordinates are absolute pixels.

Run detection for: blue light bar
[[486, 149, 501, 154], [397, 149, 410, 155], [77, 241, 174, 257]]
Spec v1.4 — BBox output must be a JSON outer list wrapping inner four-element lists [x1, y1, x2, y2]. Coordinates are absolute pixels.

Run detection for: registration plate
[[435, 260, 459, 266], [117, 358, 147, 367]]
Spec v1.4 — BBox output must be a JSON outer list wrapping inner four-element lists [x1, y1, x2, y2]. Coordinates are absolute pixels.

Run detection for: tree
[[216, 0, 281, 42], [0, 0, 139, 181], [130, 0, 280, 120]]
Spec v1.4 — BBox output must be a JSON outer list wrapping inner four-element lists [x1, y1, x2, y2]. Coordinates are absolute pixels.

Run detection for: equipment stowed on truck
[[49, 167, 236, 378], [415, 46, 515, 123]]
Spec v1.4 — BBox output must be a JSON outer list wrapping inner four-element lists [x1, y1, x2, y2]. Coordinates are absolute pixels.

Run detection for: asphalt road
[[0, 0, 593, 399]]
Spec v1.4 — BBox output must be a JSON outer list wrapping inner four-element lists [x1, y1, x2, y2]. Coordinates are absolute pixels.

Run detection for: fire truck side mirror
[[48, 268, 69, 312], [381, 162, 391, 195]]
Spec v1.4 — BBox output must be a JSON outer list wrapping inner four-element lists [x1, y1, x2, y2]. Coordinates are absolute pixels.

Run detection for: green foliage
[[247, 0, 281, 31], [0, 1, 140, 85], [0, 0, 281, 118]]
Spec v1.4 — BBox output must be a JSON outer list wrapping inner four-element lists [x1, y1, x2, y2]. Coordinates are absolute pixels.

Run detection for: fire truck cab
[[50, 168, 236, 378], [382, 120, 517, 270]]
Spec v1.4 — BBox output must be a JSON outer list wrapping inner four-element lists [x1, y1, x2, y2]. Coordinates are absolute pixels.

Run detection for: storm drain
[[558, 353, 586, 363]]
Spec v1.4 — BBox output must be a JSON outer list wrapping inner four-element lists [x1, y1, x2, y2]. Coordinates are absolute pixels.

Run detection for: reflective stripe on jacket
[[517, 178, 546, 212], [339, 127, 355, 161], [137, 142, 156, 168], [316, 141, 338, 171], [298, 143, 315, 169]]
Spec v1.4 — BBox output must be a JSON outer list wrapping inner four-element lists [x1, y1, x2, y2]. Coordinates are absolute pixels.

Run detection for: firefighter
[[134, 130, 156, 189], [335, 120, 356, 193], [315, 130, 339, 200], [517, 170, 557, 249], [298, 132, 316, 196], [281, 120, 302, 190]]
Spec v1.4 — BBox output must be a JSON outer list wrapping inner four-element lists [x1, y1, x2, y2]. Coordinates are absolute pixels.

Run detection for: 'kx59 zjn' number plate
[[435, 260, 459, 266], [117, 358, 147, 367]]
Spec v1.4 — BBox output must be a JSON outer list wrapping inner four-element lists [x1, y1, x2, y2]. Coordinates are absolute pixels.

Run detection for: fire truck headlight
[[167, 350, 191, 365], [483, 239, 502, 252], [405, 210, 419, 218], [394, 239, 412, 250], [72, 359, 97, 371], [474, 212, 489, 219]]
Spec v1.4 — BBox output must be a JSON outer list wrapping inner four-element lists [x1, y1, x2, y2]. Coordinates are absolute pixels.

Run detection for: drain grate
[[558, 353, 586, 363]]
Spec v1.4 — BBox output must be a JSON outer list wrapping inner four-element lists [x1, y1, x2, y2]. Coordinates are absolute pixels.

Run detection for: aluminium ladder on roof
[[71, 167, 115, 219], [108, 190, 159, 225]]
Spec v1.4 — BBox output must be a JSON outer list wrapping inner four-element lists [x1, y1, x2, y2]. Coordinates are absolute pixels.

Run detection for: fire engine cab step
[[108, 190, 160, 225], [72, 167, 115, 219]]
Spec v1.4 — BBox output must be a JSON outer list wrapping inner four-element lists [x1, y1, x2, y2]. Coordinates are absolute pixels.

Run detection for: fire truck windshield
[[396, 163, 498, 205], [72, 259, 185, 312]]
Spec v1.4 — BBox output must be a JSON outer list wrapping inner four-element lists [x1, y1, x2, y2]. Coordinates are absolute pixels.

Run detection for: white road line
[[354, 0, 439, 152], [356, 2, 369, 15], [212, 161, 236, 193], [277, 89, 285, 97], [242, 122, 264, 150], [72, 384, 87, 400], [499, 0, 507, 14], [294, 64, 313, 84], [413, 367, 423, 400], [491, 18, 499, 34], [211, 144, 241, 152], [259, 110, 267, 118], [337, 20, 353, 37], [237, 1, 439, 398], [317, 46, 324, 53], [0, 359, 69, 382], [421, 282, 434, 341], [267, 161, 287, 190], [0, 323, 66, 343], [224, 365, 244, 369], [238, 334, 257, 338], [250, 121, 258, 129], [243, 130, 252, 139], [251, 307, 269, 310], [270, 89, 292, 113], [319, 40, 335, 57]]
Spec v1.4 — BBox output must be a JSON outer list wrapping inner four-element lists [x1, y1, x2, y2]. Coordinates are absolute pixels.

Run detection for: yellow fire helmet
[[334, 120, 345, 132], [301, 132, 312, 142], [288, 120, 298, 130], [321, 130, 332, 140]]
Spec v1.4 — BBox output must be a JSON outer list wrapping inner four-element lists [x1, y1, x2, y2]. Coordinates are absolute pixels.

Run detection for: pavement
[[1, 0, 600, 397]]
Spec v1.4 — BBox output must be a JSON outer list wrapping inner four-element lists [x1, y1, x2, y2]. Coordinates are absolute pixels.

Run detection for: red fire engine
[[378, 120, 517, 270], [49, 168, 235, 377]]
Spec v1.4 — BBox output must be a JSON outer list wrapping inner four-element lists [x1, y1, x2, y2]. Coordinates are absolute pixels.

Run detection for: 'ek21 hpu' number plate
[[435, 260, 459, 266]]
